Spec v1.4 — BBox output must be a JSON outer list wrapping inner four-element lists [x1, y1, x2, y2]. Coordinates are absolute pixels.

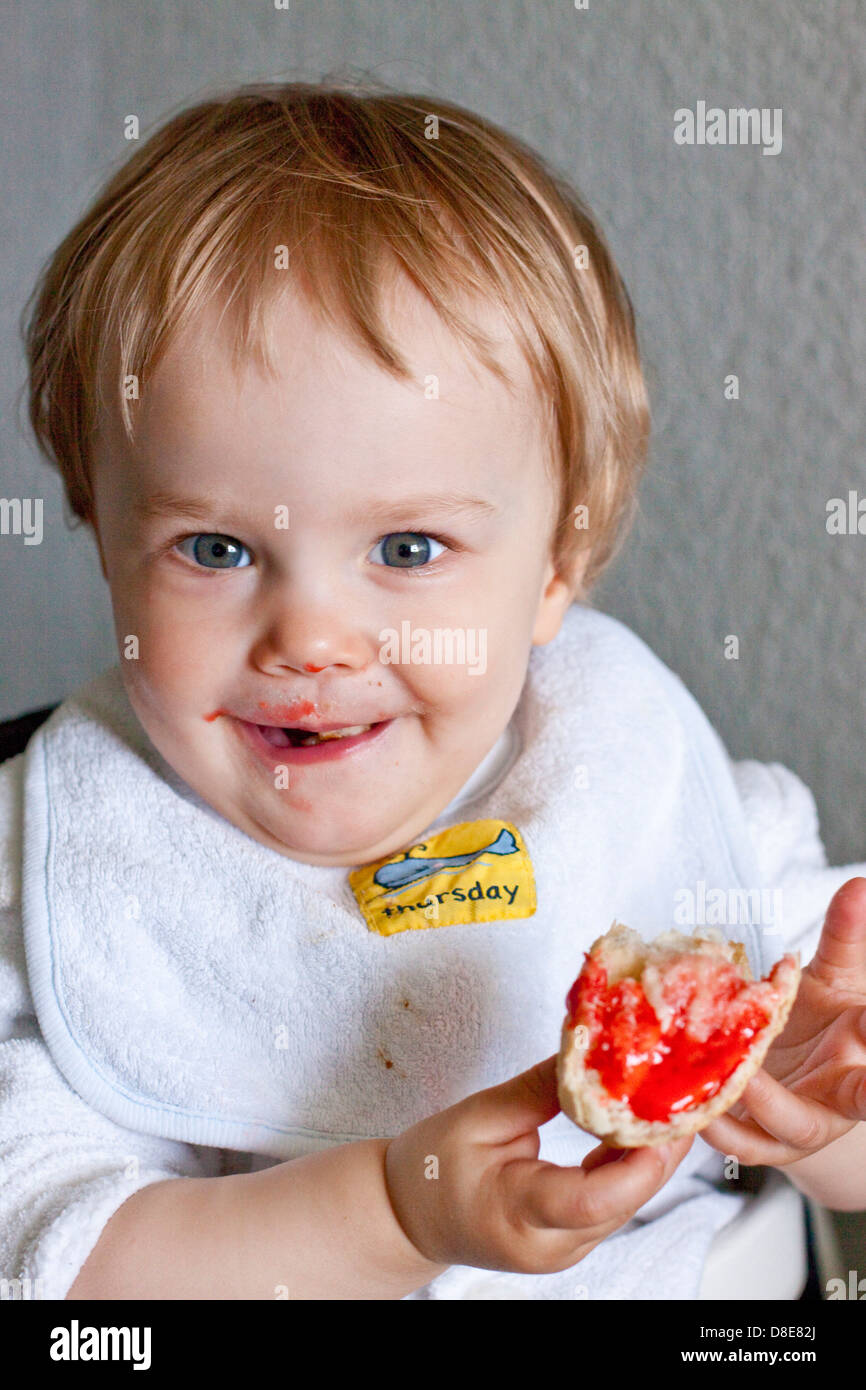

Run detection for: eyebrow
[[131, 489, 497, 526], [131, 491, 217, 524], [345, 493, 497, 526]]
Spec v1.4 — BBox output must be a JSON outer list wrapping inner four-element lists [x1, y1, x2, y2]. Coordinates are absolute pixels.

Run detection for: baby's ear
[[533, 550, 590, 643], [532, 571, 575, 645]]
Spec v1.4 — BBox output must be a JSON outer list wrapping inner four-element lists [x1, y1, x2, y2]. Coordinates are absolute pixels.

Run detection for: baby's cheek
[[115, 609, 211, 720]]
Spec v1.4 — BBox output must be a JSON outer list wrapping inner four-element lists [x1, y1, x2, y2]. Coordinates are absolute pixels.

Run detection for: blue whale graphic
[[373, 827, 518, 892]]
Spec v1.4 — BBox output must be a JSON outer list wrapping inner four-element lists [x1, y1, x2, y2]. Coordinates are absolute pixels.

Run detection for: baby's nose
[[249, 598, 375, 676]]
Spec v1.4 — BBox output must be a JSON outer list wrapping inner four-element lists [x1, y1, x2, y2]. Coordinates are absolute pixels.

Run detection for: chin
[[249, 802, 400, 865]]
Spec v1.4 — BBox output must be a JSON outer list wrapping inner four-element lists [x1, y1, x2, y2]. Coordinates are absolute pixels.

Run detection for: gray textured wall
[[2, 0, 864, 878]]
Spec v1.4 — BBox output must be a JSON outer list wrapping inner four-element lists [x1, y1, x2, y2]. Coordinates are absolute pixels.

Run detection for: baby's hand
[[702, 876, 866, 1166], [384, 1055, 692, 1277]]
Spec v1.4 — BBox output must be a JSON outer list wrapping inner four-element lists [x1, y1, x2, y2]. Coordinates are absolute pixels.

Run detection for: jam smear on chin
[[566, 954, 772, 1122]]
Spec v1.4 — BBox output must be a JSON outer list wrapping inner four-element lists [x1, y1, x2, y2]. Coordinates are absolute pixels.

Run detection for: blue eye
[[176, 534, 252, 569], [368, 532, 446, 569]]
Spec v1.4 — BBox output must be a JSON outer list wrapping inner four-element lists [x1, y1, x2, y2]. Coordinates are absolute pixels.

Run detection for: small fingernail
[[656, 1144, 674, 1162]]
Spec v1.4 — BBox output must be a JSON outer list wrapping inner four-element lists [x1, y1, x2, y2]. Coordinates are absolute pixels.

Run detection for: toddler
[[3, 81, 865, 1301]]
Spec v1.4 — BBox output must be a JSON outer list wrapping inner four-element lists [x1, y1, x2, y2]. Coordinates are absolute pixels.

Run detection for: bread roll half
[[557, 921, 800, 1147]]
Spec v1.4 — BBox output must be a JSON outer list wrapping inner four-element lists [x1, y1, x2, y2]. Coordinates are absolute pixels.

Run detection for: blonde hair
[[22, 78, 650, 600]]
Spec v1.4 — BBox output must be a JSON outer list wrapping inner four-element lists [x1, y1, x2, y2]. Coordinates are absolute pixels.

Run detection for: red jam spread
[[566, 952, 776, 1122]]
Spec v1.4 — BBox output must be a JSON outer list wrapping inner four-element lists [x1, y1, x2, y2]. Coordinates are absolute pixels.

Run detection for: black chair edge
[[0, 705, 61, 764]]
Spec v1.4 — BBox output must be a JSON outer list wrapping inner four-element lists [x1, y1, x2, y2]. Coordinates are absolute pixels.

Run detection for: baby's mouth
[[258, 723, 375, 748]]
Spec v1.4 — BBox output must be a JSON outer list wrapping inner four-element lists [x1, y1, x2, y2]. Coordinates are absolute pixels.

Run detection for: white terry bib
[[21, 605, 773, 1162]]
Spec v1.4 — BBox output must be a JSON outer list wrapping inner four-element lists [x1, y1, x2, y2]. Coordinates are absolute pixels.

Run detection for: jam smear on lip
[[202, 700, 317, 725], [566, 953, 773, 1122], [255, 700, 316, 724]]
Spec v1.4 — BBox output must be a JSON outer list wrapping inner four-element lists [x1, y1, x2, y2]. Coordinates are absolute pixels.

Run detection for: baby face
[[90, 280, 576, 865]]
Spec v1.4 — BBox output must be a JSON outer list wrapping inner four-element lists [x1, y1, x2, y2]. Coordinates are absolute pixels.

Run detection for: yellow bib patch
[[349, 819, 536, 936]]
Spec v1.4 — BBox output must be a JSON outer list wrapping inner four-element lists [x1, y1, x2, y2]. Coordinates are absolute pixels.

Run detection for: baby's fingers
[[520, 1135, 693, 1233], [703, 1066, 863, 1165]]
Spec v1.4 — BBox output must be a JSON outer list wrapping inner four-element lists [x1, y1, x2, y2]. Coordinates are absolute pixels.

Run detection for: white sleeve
[[0, 755, 222, 1301], [731, 758, 866, 968]]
